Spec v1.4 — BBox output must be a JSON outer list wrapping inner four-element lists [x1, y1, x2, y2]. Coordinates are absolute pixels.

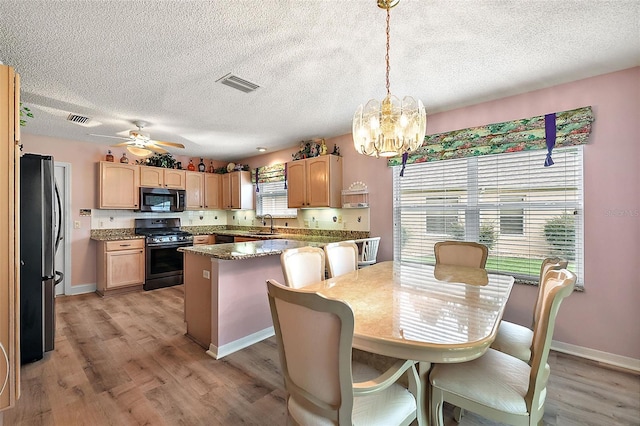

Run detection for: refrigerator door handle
[[54, 270, 64, 286], [54, 180, 64, 252]]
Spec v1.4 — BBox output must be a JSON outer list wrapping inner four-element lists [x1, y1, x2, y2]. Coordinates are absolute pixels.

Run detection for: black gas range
[[135, 218, 193, 290]]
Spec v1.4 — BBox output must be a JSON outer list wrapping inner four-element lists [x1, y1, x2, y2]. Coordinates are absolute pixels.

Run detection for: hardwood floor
[[4, 286, 639, 425]]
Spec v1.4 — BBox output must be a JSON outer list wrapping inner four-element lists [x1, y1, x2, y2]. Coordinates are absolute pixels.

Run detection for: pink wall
[[420, 67, 640, 359], [22, 67, 639, 359]]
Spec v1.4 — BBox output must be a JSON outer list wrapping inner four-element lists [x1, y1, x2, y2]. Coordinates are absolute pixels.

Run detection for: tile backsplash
[[91, 208, 370, 232]]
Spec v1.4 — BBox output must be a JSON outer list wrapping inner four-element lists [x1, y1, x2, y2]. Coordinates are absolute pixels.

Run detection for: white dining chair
[[324, 241, 359, 278], [434, 240, 488, 268], [280, 246, 325, 289], [491, 257, 569, 362], [430, 269, 576, 426], [266, 279, 421, 426], [354, 236, 381, 268]]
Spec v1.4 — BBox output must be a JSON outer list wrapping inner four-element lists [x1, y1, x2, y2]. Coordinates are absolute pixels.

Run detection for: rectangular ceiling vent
[[67, 113, 91, 125], [216, 73, 260, 93]]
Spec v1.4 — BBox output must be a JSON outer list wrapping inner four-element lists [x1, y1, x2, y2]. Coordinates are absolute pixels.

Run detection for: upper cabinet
[[221, 171, 253, 210], [185, 171, 204, 210], [140, 166, 185, 189], [185, 172, 223, 210], [287, 155, 343, 208], [98, 162, 140, 209], [204, 173, 222, 209]]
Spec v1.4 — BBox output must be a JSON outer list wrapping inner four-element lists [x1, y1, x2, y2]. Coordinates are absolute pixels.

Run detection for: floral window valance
[[387, 106, 593, 167], [251, 163, 286, 184]]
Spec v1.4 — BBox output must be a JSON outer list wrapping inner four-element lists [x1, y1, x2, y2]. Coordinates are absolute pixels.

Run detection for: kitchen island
[[178, 238, 338, 359]]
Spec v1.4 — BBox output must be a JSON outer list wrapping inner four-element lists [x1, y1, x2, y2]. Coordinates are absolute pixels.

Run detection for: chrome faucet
[[263, 214, 274, 233]]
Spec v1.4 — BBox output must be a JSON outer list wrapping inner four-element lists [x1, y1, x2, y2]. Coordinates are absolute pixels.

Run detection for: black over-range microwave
[[138, 187, 186, 212]]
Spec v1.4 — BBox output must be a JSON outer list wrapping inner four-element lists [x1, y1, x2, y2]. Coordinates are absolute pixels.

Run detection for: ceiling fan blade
[[151, 140, 185, 149], [147, 144, 169, 154], [111, 142, 133, 147], [89, 133, 131, 141]]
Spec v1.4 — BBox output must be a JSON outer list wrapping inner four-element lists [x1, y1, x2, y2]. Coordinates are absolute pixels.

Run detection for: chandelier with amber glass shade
[[352, 0, 426, 158]]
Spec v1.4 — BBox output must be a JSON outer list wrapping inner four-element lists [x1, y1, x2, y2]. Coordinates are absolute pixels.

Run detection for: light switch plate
[[203, 270, 210, 279]]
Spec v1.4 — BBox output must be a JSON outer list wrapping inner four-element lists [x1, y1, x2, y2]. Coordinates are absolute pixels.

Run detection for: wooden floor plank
[[3, 285, 639, 425]]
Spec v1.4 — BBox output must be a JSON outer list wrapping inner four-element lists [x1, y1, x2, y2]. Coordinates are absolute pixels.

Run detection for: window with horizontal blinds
[[256, 181, 297, 218], [393, 146, 584, 287]]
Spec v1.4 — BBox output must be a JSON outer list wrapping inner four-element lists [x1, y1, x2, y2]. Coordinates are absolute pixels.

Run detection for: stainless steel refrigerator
[[20, 153, 64, 364]]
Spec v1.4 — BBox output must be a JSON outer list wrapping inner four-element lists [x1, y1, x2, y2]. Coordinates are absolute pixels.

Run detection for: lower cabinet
[[96, 239, 145, 296], [193, 235, 213, 245], [234, 237, 258, 243]]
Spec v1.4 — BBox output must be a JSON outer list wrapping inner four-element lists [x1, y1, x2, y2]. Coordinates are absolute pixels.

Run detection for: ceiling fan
[[89, 120, 185, 157]]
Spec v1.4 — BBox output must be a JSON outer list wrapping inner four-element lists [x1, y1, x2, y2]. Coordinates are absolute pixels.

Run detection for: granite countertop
[[92, 227, 368, 243], [178, 238, 336, 260], [90, 229, 144, 241]]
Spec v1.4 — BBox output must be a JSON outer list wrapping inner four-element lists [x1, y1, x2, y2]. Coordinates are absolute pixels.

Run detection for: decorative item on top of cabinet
[[96, 239, 145, 296], [221, 170, 253, 210], [98, 161, 140, 209], [120, 152, 129, 164], [105, 150, 114, 162], [187, 160, 196, 171], [287, 155, 342, 208], [342, 181, 369, 208], [198, 158, 206, 172], [208, 161, 214, 173]]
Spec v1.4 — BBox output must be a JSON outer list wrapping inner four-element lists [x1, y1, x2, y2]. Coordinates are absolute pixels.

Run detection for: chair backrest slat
[[353, 237, 381, 267]]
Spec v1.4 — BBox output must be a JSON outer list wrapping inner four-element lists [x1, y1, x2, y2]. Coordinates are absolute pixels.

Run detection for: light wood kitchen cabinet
[[0, 64, 21, 412], [234, 237, 258, 243], [98, 162, 140, 209], [204, 173, 222, 209], [221, 171, 253, 210], [140, 166, 186, 189], [185, 171, 204, 209], [96, 239, 145, 296], [287, 155, 343, 208], [192, 235, 213, 245], [186, 172, 222, 210]]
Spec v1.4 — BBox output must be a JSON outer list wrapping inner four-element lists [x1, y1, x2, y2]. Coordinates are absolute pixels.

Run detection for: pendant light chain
[[385, 4, 391, 96], [352, 0, 426, 159]]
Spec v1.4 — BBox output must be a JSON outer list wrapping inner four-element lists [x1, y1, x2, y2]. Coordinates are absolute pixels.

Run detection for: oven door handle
[[146, 242, 193, 249]]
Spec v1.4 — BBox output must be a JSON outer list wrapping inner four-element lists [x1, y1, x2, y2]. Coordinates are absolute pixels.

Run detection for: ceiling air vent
[[67, 113, 91, 125], [216, 73, 260, 93]]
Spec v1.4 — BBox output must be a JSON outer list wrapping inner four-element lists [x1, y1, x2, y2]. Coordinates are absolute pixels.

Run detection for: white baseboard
[[63, 283, 97, 296], [206, 327, 275, 360], [551, 340, 640, 373]]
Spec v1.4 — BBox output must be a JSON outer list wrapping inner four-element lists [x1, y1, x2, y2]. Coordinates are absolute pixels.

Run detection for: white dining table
[[302, 260, 515, 425]]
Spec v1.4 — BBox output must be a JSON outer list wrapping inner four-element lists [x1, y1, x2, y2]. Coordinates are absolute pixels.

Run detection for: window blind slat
[[256, 181, 297, 217], [393, 147, 584, 287]]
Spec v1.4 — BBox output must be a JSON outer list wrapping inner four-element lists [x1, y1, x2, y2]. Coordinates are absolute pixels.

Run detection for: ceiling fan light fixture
[[353, 0, 426, 158], [256, 147, 267, 152], [126, 145, 153, 157]]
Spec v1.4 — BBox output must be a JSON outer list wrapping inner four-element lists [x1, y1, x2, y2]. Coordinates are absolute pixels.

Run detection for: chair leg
[[430, 388, 444, 426]]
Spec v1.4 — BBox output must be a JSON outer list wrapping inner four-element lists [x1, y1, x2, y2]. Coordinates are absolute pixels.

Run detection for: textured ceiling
[[1, 0, 638, 161]]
